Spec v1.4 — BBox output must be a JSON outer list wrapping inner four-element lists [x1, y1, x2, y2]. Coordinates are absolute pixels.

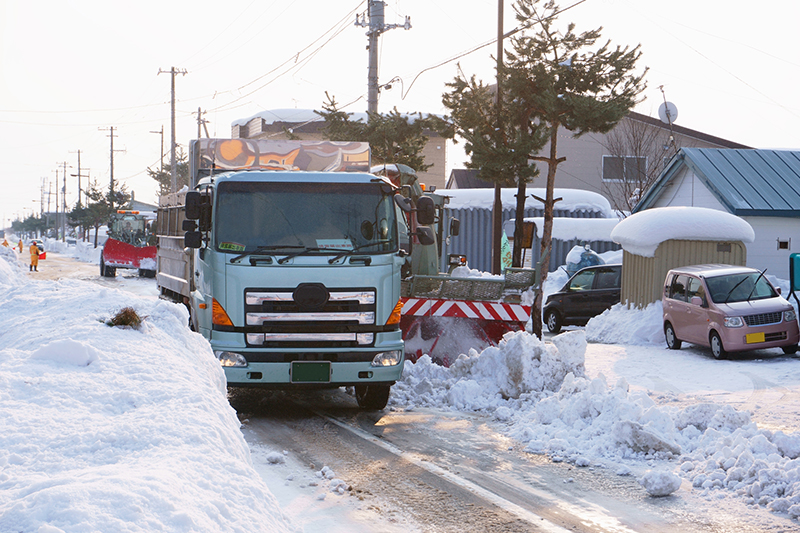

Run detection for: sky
[[2, 239, 800, 530], [2, 0, 799, 228]]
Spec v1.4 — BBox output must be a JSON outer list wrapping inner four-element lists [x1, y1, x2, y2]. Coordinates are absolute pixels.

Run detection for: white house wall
[[646, 168, 799, 279], [743, 216, 800, 279]]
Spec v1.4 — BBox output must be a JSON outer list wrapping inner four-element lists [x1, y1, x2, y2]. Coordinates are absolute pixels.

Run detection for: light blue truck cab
[[159, 139, 435, 409]]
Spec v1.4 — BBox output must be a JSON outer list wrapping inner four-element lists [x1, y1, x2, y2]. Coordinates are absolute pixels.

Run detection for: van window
[[686, 276, 705, 303], [595, 268, 620, 290], [668, 274, 689, 302], [568, 269, 596, 291]]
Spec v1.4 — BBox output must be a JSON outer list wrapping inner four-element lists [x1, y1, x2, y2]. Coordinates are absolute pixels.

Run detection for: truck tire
[[138, 268, 156, 278], [100, 255, 116, 278], [355, 384, 391, 410]]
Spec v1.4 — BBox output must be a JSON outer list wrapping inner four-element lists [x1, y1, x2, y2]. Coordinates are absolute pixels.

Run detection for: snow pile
[[393, 329, 800, 515], [611, 206, 755, 257], [585, 301, 664, 346], [43, 237, 103, 264], [639, 470, 682, 496], [0, 244, 25, 286], [0, 252, 297, 533]]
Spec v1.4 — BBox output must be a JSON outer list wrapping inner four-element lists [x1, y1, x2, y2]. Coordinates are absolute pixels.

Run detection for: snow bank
[[611, 206, 755, 257], [0, 252, 297, 533], [393, 328, 800, 515]]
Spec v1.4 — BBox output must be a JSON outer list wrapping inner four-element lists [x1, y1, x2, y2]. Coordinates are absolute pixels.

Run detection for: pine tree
[[444, 0, 646, 337], [316, 93, 451, 172], [147, 147, 190, 197]]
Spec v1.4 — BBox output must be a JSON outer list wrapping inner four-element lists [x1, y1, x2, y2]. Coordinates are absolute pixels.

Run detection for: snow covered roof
[[635, 148, 800, 217], [441, 188, 615, 217], [611, 206, 755, 257]]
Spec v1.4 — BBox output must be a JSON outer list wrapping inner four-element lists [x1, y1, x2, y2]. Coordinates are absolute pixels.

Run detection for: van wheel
[[782, 344, 798, 355], [545, 310, 562, 334], [710, 331, 727, 360], [664, 322, 682, 350], [355, 384, 391, 410]]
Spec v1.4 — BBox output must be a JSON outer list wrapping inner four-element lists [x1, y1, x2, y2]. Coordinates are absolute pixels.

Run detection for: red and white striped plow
[[400, 297, 532, 366]]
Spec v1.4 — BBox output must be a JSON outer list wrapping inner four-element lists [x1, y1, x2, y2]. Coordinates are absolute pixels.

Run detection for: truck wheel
[[100, 255, 116, 278], [710, 331, 727, 360], [138, 268, 156, 278], [355, 384, 391, 410], [544, 309, 562, 334]]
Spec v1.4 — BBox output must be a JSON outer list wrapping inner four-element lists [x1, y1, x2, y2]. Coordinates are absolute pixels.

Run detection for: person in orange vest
[[18, 239, 23, 253], [29, 241, 40, 272]]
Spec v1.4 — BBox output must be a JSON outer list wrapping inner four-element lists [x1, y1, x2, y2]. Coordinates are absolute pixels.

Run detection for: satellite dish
[[658, 102, 678, 125]]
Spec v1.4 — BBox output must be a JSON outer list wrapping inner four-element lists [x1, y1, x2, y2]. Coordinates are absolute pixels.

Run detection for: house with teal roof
[[634, 148, 800, 279]]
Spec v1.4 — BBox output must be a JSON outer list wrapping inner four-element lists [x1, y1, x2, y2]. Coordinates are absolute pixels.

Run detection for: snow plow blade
[[102, 238, 157, 269], [400, 297, 531, 367]]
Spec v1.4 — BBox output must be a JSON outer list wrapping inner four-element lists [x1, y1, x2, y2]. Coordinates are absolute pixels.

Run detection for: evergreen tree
[[443, 0, 646, 337], [316, 93, 452, 172], [147, 147, 190, 196]]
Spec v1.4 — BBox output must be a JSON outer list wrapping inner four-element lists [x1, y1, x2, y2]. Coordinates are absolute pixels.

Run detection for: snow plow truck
[[100, 210, 157, 278]]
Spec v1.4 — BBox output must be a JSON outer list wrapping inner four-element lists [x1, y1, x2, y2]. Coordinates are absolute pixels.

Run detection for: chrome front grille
[[244, 287, 377, 347], [743, 312, 783, 327]]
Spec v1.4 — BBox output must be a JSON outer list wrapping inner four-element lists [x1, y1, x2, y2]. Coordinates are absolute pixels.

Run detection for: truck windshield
[[705, 272, 777, 303], [109, 215, 152, 246], [215, 181, 398, 255]]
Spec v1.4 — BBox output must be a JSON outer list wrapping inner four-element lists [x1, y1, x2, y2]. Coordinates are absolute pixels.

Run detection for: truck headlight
[[371, 350, 402, 367], [785, 310, 797, 322], [216, 351, 248, 367], [723, 316, 744, 328]]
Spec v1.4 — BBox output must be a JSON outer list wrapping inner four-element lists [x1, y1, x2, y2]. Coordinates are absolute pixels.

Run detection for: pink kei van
[[662, 264, 799, 359]]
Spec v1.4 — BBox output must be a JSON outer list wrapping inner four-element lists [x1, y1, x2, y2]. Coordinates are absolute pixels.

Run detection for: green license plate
[[291, 361, 331, 383]]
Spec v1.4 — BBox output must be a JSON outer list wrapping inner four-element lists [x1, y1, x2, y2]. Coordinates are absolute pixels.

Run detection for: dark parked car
[[543, 264, 622, 333]]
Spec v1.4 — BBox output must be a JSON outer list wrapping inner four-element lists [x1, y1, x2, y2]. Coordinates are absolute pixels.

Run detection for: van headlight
[[371, 350, 402, 367], [785, 310, 797, 322], [724, 316, 744, 328], [216, 351, 248, 367]]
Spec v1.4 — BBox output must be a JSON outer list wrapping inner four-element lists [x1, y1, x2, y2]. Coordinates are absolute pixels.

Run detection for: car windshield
[[214, 181, 398, 255], [705, 272, 777, 303]]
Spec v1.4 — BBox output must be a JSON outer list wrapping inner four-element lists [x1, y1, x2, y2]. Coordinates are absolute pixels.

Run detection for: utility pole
[[150, 126, 164, 174], [99, 127, 125, 211], [55, 162, 70, 241], [492, 0, 504, 274], [159, 67, 187, 192], [70, 150, 89, 207], [195, 107, 210, 139], [355, 1, 411, 115]]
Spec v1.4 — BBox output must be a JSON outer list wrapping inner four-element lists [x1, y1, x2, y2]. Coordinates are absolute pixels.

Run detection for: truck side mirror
[[185, 191, 201, 220], [416, 196, 435, 225], [416, 226, 435, 246], [184, 231, 202, 249], [394, 193, 412, 213], [449, 218, 460, 237]]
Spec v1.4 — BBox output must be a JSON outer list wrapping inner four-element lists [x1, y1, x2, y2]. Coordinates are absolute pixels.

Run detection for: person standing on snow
[[29, 241, 39, 272], [18, 239, 23, 253]]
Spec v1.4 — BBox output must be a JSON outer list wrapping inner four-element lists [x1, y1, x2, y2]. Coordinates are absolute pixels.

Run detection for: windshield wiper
[[328, 240, 392, 264], [230, 245, 304, 263], [724, 275, 751, 303], [277, 247, 336, 264], [745, 269, 768, 301]]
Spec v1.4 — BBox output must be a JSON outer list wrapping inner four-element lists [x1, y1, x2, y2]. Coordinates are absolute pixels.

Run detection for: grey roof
[[445, 169, 494, 189], [635, 148, 800, 217]]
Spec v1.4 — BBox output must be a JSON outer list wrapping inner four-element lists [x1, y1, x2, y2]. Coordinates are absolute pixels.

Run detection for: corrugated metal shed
[[621, 240, 747, 307], [440, 206, 614, 272], [636, 148, 800, 217]]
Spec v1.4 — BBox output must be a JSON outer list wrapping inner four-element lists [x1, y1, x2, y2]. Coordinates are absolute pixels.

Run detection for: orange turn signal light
[[386, 299, 403, 326], [212, 298, 234, 326]]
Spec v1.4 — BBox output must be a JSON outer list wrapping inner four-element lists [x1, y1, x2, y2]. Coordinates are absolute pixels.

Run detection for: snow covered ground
[[2, 238, 800, 532]]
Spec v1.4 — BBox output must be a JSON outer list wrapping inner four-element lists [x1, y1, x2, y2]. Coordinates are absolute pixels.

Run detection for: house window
[[602, 155, 647, 182], [778, 239, 791, 251]]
